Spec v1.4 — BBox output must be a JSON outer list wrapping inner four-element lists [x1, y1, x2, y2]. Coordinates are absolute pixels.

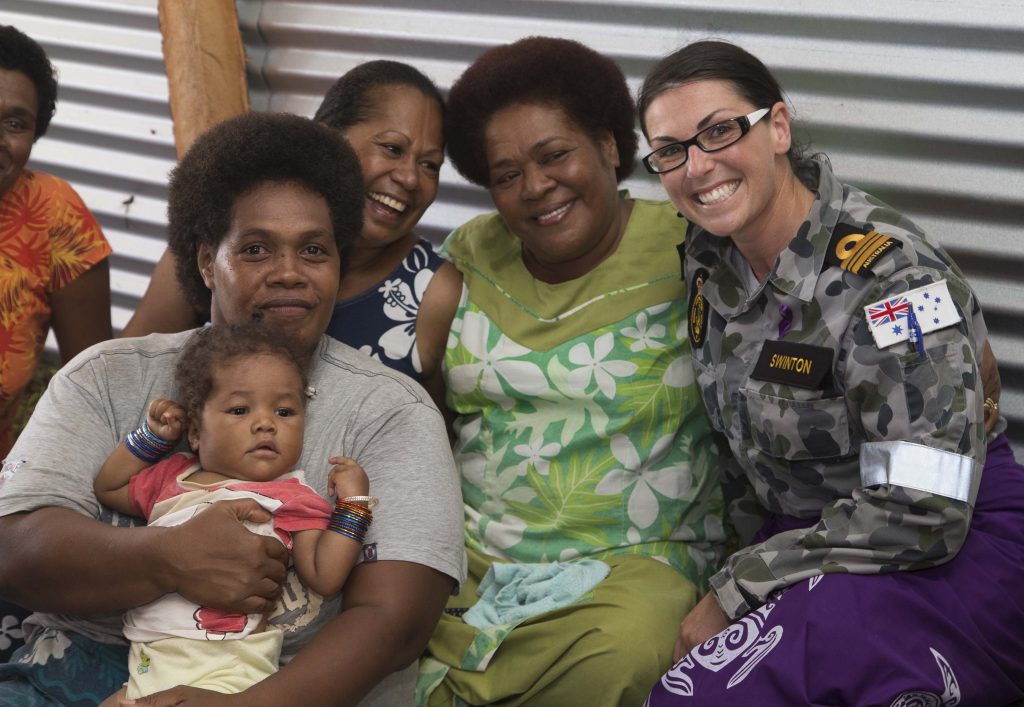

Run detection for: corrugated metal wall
[[1, 0, 175, 332], [5, 1, 1023, 452], [239, 0, 1024, 452]]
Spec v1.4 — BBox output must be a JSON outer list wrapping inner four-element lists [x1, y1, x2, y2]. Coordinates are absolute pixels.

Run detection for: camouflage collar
[[769, 158, 843, 303]]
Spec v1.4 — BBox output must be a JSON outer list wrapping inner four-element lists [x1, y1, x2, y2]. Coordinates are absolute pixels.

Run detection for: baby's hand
[[146, 399, 187, 442], [327, 456, 370, 500]]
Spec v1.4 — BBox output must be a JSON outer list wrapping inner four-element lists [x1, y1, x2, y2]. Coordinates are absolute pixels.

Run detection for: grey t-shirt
[[0, 330, 466, 705]]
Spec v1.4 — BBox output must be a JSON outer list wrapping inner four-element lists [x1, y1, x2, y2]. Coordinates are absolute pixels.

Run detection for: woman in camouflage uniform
[[639, 40, 1024, 705]]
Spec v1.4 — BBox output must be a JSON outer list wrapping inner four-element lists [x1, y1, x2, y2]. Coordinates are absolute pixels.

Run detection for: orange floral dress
[[0, 170, 111, 458]]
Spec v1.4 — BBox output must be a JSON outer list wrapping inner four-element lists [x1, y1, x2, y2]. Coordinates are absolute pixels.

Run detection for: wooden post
[[158, 0, 249, 159]]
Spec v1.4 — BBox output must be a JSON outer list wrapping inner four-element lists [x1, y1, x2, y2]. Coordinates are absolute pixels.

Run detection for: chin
[[288, 330, 322, 353], [263, 320, 318, 349], [688, 211, 737, 238], [363, 228, 404, 248]]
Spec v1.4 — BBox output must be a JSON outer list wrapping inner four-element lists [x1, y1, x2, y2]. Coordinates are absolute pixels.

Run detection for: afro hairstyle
[[167, 111, 364, 316], [445, 36, 637, 187]]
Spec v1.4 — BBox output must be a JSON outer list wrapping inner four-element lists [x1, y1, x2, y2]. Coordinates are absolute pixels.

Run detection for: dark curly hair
[[0, 25, 58, 140], [176, 321, 308, 424], [167, 111, 364, 315], [313, 59, 445, 133], [445, 36, 637, 187], [638, 40, 817, 188]]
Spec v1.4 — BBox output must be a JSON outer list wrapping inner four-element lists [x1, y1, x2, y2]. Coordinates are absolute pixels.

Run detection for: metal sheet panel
[[8, 1, 1022, 452], [1, 0, 175, 332], [240, 0, 1024, 451]]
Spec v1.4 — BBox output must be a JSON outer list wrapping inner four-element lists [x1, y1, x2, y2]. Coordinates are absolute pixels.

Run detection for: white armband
[[860, 440, 981, 505]]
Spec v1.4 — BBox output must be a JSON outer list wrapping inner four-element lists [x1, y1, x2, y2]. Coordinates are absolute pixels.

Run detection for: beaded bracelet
[[327, 499, 374, 544], [124, 420, 176, 463]]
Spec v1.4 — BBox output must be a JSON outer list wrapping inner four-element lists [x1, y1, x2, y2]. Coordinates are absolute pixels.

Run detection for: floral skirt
[[0, 628, 128, 706], [0, 599, 29, 663]]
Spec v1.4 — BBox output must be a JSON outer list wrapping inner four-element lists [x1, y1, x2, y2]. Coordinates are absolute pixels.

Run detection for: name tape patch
[[752, 340, 834, 389]]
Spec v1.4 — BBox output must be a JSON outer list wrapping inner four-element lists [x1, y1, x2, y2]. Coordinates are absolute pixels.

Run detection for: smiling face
[[198, 180, 340, 357], [342, 85, 443, 250], [0, 68, 39, 198], [484, 102, 626, 283], [187, 353, 305, 481], [642, 79, 793, 245]]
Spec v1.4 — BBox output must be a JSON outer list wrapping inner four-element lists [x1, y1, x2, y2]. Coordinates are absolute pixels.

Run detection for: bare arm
[[290, 458, 368, 597], [121, 248, 202, 337], [0, 501, 287, 615], [289, 528, 362, 598], [50, 259, 112, 361], [415, 261, 462, 435], [93, 399, 187, 514], [93, 445, 152, 515], [266, 560, 454, 706], [981, 340, 1001, 434]]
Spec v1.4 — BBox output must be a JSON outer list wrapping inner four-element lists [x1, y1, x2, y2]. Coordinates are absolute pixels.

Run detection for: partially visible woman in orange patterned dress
[[0, 25, 112, 463]]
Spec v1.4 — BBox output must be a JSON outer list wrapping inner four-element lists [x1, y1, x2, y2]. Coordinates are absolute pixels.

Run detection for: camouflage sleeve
[[718, 435, 769, 549], [711, 267, 984, 620]]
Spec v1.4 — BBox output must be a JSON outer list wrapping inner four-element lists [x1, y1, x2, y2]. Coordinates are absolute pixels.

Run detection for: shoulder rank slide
[[825, 223, 900, 276], [752, 340, 834, 389], [864, 280, 961, 349]]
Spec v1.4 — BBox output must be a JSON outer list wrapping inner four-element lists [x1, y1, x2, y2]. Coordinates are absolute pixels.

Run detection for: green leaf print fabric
[[442, 199, 726, 589]]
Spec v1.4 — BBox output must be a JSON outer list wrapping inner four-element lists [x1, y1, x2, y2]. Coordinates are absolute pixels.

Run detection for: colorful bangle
[[327, 499, 373, 544], [124, 422, 175, 463], [326, 523, 371, 542], [140, 419, 170, 445]]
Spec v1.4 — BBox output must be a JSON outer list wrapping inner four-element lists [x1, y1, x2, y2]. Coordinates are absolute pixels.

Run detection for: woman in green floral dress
[[418, 37, 727, 707]]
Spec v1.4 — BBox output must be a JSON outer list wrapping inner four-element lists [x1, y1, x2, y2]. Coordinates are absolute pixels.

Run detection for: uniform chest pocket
[[739, 386, 853, 461]]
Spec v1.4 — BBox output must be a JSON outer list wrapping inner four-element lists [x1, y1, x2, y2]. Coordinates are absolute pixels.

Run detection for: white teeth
[[697, 181, 739, 205], [368, 192, 407, 213], [538, 202, 571, 223]]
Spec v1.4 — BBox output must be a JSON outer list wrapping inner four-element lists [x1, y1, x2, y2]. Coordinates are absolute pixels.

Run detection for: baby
[[94, 322, 374, 701]]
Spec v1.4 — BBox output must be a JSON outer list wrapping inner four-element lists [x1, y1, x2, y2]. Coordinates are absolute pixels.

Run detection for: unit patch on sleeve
[[824, 223, 900, 276], [689, 268, 709, 349], [864, 279, 961, 349], [752, 340, 834, 389]]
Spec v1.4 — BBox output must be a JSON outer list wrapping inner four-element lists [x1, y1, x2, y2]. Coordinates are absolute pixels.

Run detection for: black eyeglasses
[[642, 108, 770, 175]]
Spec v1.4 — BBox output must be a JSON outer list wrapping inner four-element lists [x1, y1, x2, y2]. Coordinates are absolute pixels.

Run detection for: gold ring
[[984, 397, 999, 415]]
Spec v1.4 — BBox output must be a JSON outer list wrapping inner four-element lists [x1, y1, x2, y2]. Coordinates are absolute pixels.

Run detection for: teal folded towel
[[463, 559, 611, 630]]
